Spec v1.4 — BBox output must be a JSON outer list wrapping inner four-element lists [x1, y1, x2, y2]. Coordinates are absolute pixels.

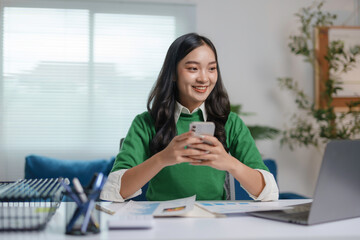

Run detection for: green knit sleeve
[[225, 112, 268, 171], [111, 112, 155, 172]]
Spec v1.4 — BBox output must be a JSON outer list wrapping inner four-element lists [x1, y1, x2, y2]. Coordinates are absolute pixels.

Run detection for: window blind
[[0, 0, 196, 180]]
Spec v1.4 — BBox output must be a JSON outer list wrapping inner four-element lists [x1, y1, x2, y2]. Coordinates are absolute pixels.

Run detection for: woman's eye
[[209, 67, 217, 71], [188, 67, 197, 71]]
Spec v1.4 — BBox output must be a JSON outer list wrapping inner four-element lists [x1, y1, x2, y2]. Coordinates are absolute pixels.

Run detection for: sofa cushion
[[25, 154, 115, 186]]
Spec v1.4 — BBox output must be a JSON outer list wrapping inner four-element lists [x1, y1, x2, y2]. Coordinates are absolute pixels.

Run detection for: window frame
[[0, 0, 196, 180]]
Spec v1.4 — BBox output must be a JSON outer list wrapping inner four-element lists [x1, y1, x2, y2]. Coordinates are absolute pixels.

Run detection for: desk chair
[[231, 159, 307, 200]]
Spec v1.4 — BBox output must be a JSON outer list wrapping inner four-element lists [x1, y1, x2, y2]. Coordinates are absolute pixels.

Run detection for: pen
[[80, 173, 105, 234], [87, 172, 99, 189], [58, 178, 81, 205], [95, 203, 115, 215], [72, 178, 88, 203], [72, 177, 100, 231], [66, 206, 83, 234]]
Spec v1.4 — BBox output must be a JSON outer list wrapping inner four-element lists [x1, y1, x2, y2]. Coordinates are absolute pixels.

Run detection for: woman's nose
[[196, 70, 208, 83]]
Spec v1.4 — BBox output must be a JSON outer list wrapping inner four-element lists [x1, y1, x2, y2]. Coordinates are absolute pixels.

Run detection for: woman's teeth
[[194, 86, 206, 90], [193, 86, 207, 93]]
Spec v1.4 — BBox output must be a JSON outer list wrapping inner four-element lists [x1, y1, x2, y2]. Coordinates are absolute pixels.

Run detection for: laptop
[[250, 139, 360, 225]]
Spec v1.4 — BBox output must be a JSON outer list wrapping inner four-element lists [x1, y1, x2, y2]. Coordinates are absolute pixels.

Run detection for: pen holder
[[65, 190, 101, 235]]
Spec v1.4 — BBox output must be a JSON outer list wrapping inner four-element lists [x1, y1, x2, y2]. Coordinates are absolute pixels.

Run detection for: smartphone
[[190, 122, 215, 145], [189, 122, 215, 136], [189, 122, 215, 146]]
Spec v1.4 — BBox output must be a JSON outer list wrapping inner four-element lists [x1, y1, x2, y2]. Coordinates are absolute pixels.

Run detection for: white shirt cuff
[[247, 169, 279, 201], [100, 169, 142, 202]]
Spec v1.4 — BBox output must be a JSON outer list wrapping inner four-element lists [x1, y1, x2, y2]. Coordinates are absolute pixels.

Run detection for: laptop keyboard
[[250, 202, 312, 224], [278, 203, 312, 223], [284, 202, 312, 214]]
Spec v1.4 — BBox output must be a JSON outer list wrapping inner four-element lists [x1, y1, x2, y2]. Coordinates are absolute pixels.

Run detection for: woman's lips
[[192, 86, 208, 93]]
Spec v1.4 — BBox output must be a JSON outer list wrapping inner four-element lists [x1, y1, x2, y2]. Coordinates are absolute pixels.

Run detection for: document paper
[[113, 195, 196, 217], [196, 201, 292, 214]]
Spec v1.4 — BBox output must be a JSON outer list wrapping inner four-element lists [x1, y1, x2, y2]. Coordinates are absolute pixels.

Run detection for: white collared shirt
[[174, 101, 207, 123], [100, 102, 278, 202]]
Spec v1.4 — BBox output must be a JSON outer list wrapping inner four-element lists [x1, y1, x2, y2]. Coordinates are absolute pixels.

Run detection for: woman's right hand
[[120, 131, 208, 199], [156, 131, 208, 167]]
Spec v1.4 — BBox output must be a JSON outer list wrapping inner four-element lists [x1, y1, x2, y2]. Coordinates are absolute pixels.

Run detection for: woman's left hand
[[190, 135, 267, 198], [188, 135, 239, 171]]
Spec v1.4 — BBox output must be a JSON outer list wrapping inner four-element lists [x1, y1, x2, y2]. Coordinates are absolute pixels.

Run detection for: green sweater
[[112, 110, 268, 201]]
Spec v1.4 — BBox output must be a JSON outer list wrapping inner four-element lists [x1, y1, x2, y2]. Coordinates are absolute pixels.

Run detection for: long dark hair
[[147, 33, 230, 155]]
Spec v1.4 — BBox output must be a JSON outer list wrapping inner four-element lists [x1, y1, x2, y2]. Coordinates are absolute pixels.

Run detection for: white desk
[[1, 200, 360, 240]]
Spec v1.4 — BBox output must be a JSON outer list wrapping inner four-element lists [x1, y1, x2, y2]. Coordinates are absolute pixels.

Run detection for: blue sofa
[[25, 155, 115, 187]]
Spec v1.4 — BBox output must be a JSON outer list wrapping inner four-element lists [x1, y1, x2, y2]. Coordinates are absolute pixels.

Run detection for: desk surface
[[1, 200, 360, 240]]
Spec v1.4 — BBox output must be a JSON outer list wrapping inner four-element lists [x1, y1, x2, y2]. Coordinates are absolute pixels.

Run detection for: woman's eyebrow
[[184, 61, 217, 65], [185, 61, 200, 65]]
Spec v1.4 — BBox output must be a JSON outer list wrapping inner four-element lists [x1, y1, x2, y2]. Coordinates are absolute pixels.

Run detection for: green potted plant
[[231, 104, 279, 141], [278, 1, 360, 150]]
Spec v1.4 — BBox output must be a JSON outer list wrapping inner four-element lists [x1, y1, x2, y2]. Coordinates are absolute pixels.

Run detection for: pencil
[[95, 203, 115, 215]]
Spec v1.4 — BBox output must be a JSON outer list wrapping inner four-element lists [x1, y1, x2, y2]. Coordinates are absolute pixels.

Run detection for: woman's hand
[[188, 135, 239, 172], [156, 131, 209, 168]]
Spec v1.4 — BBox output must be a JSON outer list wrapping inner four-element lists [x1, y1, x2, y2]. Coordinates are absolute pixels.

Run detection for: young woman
[[100, 33, 278, 201]]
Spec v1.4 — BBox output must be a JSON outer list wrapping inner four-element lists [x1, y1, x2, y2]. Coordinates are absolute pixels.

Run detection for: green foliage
[[231, 104, 280, 141], [249, 126, 280, 141], [288, 1, 336, 63], [279, 1, 360, 150], [230, 104, 254, 116]]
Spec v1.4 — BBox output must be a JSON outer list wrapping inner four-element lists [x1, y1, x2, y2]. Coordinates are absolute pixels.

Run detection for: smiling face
[[176, 44, 218, 112]]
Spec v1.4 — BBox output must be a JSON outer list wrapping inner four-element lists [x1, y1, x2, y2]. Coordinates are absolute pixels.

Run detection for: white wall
[[192, 0, 358, 197]]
